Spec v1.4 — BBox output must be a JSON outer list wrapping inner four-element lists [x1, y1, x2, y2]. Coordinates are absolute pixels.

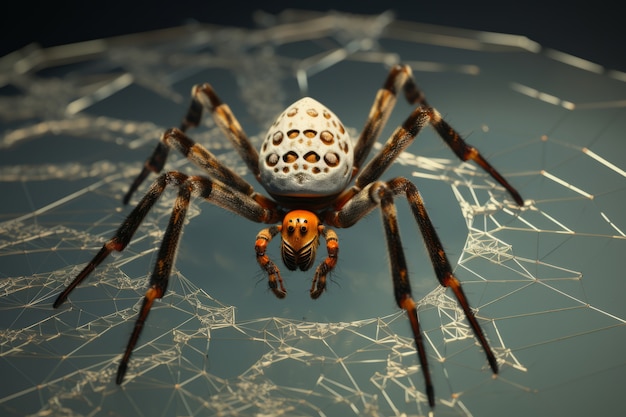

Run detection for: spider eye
[[287, 225, 295, 233], [300, 226, 307, 233]]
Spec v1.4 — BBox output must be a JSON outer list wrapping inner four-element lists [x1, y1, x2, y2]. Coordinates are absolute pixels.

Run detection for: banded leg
[[326, 177, 499, 408], [309, 227, 339, 299], [54, 172, 190, 308], [255, 225, 287, 298], [55, 171, 280, 383], [154, 128, 276, 209], [124, 83, 262, 204], [348, 64, 523, 207], [353, 64, 426, 171]]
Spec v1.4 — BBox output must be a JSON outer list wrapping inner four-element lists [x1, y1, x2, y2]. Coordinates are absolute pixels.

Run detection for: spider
[[53, 64, 523, 408]]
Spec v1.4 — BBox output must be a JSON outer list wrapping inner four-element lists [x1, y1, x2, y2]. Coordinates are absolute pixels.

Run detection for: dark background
[[3, 0, 625, 72]]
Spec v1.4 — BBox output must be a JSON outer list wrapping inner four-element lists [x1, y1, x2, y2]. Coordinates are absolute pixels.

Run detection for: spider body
[[54, 64, 523, 408], [257, 98, 351, 285]]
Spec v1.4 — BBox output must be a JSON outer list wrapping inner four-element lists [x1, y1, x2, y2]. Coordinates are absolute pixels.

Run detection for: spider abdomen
[[258, 97, 354, 199]]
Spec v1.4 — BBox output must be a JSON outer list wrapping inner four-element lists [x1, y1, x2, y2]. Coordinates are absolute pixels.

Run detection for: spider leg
[[255, 225, 287, 298], [335, 105, 431, 207], [326, 178, 499, 408], [159, 128, 258, 197], [387, 177, 499, 374], [349, 64, 523, 206], [54, 172, 189, 308], [117, 174, 192, 383], [355, 106, 432, 191], [309, 227, 339, 299], [427, 109, 524, 205], [353, 64, 424, 171], [124, 84, 262, 204], [55, 171, 281, 383]]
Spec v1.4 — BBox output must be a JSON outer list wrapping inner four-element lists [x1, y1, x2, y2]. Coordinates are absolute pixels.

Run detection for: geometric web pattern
[[1, 9, 625, 417]]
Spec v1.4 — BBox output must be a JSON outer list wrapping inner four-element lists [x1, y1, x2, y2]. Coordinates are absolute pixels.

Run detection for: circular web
[[1, 10, 624, 417]]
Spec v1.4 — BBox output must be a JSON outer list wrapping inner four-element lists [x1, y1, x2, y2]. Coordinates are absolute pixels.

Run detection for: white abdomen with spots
[[258, 97, 354, 198]]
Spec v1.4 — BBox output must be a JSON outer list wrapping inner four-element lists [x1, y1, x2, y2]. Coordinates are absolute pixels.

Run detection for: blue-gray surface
[[1, 10, 625, 417]]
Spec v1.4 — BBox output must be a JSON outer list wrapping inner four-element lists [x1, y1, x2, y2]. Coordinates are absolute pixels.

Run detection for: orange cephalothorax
[[280, 210, 320, 271]]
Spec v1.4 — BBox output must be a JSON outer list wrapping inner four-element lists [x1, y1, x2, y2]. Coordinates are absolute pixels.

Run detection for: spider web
[[1, 9, 625, 417]]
